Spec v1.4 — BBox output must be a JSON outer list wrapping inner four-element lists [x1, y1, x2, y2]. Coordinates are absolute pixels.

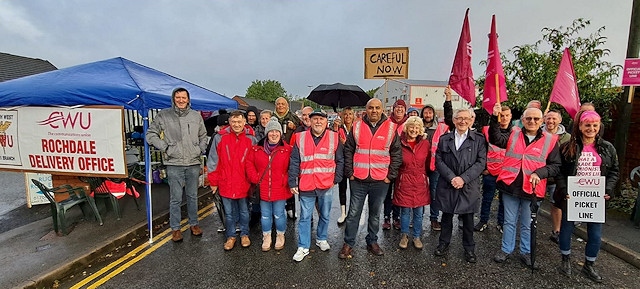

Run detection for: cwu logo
[[37, 111, 92, 129]]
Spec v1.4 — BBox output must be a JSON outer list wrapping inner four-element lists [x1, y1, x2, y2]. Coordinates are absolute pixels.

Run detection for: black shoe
[[464, 250, 477, 263], [434, 244, 449, 256], [494, 250, 510, 263], [582, 260, 603, 283], [520, 253, 540, 270], [549, 230, 559, 244], [559, 254, 571, 277], [474, 221, 488, 232]]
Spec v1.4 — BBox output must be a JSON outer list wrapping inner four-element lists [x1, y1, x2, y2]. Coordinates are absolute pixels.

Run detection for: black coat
[[435, 129, 487, 214]]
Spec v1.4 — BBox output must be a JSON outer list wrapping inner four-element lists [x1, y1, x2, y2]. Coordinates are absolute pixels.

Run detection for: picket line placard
[[0, 106, 126, 176], [566, 176, 606, 223]]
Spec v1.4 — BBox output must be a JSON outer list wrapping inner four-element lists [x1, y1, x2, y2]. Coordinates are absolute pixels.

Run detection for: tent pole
[[142, 110, 154, 244]]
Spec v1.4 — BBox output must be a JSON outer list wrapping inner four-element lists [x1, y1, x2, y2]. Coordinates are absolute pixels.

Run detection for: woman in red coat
[[246, 117, 293, 252], [393, 116, 431, 250]]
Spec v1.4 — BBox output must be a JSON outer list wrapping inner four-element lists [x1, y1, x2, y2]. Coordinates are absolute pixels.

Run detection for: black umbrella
[[212, 190, 227, 232], [307, 83, 371, 111], [529, 189, 539, 273]]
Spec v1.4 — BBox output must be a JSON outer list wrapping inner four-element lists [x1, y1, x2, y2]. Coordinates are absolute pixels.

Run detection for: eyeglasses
[[524, 117, 541, 122], [454, 117, 473, 122]]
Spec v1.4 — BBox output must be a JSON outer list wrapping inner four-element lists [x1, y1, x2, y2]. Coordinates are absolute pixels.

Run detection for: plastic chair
[[31, 179, 103, 235], [81, 177, 140, 220]]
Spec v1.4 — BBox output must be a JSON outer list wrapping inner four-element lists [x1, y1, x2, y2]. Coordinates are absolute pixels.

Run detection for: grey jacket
[[146, 105, 208, 166]]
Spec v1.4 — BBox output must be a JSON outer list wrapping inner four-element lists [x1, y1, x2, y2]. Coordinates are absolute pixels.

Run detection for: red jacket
[[393, 133, 431, 208], [246, 140, 293, 202], [207, 128, 254, 199]]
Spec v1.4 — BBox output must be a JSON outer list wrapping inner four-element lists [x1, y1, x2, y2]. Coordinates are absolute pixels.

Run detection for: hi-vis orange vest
[[497, 127, 558, 197], [429, 122, 450, 171], [483, 126, 506, 176], [296, 130, 339, 191], [353, 119, 397, 180]]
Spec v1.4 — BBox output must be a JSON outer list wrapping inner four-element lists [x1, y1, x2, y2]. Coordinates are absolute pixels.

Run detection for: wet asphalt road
[[61, 191, 638, 289]]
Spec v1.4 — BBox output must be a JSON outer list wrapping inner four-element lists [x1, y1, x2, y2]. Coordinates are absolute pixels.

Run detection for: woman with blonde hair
[[392, 116, 431, 249]]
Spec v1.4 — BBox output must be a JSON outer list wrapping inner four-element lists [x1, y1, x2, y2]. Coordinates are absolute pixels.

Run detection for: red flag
[[482, 15, 508, 113], [549, 48, 581, 118], [448, 8, 475, 106]]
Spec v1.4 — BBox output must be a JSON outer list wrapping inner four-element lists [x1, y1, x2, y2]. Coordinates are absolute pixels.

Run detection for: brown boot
[[224, 237, 236, 251], [413, 237, 423, 249], [190, 225, 203, 236], [261, 233, 272, 252], [338, 243, 352, 259], [399, 234, 409, 249], [241, 235, 251, 248], [172, 230, 183, 242], [274, 233, 285, 250]]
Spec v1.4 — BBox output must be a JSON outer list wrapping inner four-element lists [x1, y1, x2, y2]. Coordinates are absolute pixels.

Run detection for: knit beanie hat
[[393, 99, 407, 108], [265, 117, 283, 134]]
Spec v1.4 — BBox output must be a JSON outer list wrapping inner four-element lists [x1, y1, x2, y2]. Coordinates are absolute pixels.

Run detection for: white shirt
[[454, 129, 469, 150]]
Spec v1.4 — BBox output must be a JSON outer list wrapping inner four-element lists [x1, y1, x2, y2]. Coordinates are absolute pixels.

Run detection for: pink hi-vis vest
[[352, 119, 397, 181], [497, 127, 558, 197], [296, 130, 339, 191], [429, 123, 450, 171], [483, 126, 506, 176]]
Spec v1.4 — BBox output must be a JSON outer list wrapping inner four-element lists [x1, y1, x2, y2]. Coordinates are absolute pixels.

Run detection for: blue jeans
[[344, 180, 389, 247], [260, 200, 286, 234], [298, 188, 333, 249], [221, 196, 249, 238], [559, 209, 603, 261], [428, 171, 440, 221], [166, 165, 200, 231], [501, 193, 540, 254], [400, 206, 423, 238], [479, 174, 504, 224]]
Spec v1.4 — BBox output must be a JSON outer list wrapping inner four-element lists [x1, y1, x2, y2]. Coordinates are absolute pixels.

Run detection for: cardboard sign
[[566, 176, 606, 223], [364, 47, 409, 79]]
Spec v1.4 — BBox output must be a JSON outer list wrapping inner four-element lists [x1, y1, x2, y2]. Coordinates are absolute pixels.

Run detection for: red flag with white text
[[482, 15, 508, 113], [448, 8, 475, 106], [549, 48, 581, 118]]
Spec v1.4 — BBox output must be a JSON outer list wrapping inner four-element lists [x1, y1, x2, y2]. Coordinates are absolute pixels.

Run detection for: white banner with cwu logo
[[0, 106, 126, 176], [566, 176, 606, 223]]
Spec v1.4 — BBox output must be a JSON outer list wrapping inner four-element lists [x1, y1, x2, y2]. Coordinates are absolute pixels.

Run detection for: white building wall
[[374, 79, 473, 117]]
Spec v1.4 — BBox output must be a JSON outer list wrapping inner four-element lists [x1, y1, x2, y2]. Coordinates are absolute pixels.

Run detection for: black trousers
[[338, 177, 348, 206], [439, 212, 475, 251]]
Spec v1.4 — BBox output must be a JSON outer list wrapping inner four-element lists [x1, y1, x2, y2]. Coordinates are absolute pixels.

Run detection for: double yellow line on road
[[71, 203, 214, 289]]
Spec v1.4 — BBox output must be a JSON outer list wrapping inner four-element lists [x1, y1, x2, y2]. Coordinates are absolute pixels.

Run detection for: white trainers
[[316, 240, 330, 251], [293, 247, 309, 262]]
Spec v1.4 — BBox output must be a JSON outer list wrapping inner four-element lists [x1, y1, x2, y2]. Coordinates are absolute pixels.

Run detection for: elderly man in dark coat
[[434, 108, 486, 263]]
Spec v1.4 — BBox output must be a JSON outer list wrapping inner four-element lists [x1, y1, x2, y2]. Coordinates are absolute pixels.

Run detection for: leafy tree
[[477, 19, 622, 123], [366, 87, 379, 98], [245, 80, 288, 103]]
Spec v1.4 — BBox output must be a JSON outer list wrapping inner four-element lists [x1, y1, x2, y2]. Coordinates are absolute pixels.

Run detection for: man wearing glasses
[[489, 103, 561, 269]]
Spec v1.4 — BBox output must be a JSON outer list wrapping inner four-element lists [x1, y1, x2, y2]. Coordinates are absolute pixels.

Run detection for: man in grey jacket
[[146, 87, 208, 242]]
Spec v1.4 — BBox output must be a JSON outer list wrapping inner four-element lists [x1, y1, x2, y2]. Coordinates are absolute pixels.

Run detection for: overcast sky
[[0, 0, 633, 100]]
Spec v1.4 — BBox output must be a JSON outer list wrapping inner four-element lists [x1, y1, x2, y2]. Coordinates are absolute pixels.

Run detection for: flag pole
[[545, 100, 552, 114], [495, 73, 501, 122]]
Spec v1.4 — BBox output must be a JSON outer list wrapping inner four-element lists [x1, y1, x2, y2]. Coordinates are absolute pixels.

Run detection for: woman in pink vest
[[393, 116, 431, 249]]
